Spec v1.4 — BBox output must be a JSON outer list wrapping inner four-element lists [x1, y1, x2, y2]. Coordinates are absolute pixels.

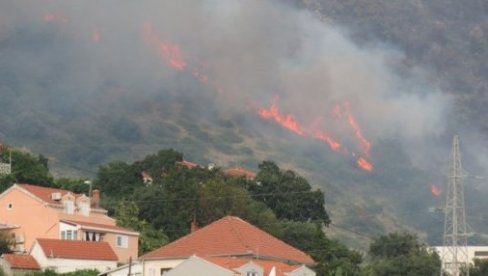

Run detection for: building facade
[[0, 184, 139, 263]]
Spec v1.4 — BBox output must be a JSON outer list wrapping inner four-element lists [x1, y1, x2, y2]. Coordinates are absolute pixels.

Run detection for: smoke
[[0, 0, 452, 167]]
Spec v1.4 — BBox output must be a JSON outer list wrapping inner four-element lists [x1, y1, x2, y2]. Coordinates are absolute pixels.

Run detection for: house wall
[[236, 262, 263, 276], [0, 188, 59, 251], [30, 243, 117, 274], [105, 262, 143, 276], [142, 259, 185, 276], [103, 232, 139, 264], [434, 246, 488, 275], [285, 265, 316, 276]]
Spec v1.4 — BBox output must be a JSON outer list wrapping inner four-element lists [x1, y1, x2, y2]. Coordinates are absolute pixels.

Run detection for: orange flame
[[258, 101, 305, 136], [357, 157, 374, 172], [313, 130, 341, 152], [344, 102, 371, 157], [431, 184, 441, 196], [143, 23, 187, 71], [141, 26, 375, 172]]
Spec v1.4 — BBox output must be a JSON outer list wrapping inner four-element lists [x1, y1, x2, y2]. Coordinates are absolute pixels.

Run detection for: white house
[[30, 238, 118, 273], [433, 246, 488, 275]]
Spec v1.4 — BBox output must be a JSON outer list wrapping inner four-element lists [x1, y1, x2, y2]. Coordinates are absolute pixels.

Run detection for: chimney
[[91, 189, 100, 208], [191, 217, 199, 233]]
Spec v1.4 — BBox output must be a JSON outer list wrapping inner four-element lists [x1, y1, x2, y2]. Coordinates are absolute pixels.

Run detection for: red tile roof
[[3, 254, 40, 270], [141, 216, 314, 265], [224, 167, 256, 179], [35, 239, 117, 261], [61, 220, 139, 236], [176, 160, 200, 169], [206, 257, 301, 276], [17, 184, 82, 205], [16, 184, 105, 211]]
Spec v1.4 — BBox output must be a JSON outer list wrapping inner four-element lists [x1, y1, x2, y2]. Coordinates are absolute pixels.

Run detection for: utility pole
[[441, 135, 469, 276]]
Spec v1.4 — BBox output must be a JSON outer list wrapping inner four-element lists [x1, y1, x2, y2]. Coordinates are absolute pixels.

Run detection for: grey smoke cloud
[[0, 0, 450, 163]]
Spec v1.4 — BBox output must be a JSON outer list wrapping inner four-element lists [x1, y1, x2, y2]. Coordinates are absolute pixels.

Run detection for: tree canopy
[[365, 232, 441, 276]]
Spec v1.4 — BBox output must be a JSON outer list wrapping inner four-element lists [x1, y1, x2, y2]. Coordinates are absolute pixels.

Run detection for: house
[[0, 254, 40, 275], [175, 160, 200, 169], [433, 246, 488, 275], [223, 167, 256, 180], [103, 255, 315, 276], [132, 216, 315, 276], [0, 183, 139, 263], [30, 239, 117, 273]]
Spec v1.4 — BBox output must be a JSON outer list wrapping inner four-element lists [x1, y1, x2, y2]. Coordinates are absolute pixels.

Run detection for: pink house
[[0, 184, 139, 264]]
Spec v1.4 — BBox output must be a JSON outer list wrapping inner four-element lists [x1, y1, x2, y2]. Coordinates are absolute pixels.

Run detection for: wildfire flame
[[343, 102, 371, 157], [258, 98, 374, 172], [142, 24, 374, 172], [431, 184, 441, 196], [313, 130, 341, 152], [357, 157, 374, 172], [258, 101, 305, 136], [143, 23, 187, 71]]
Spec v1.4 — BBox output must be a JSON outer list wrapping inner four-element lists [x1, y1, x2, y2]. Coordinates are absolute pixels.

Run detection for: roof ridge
[[226, 217, 253, 254]]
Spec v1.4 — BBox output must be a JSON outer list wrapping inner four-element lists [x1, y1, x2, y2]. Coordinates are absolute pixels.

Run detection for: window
[[246, 272, 258, 276], [84, 231, 103, 242], [63, 200, 74, 214], [78, 202, 90, 216], [7, 203, 12, 210], [61, 230, 78, 240], [116, 235, 128, 248], [475, 251, 488, 257], [160, 268, 171, 275]]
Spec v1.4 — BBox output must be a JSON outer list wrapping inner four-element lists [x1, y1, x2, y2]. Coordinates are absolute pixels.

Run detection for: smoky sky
[[0, 0, 467, 170]]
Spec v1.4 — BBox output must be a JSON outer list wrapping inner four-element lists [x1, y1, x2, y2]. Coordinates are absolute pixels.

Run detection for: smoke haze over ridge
[[0, 0, 467, 171]]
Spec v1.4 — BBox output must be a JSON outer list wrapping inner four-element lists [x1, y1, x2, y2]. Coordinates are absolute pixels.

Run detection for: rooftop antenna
[[440, 135, 469, 276]]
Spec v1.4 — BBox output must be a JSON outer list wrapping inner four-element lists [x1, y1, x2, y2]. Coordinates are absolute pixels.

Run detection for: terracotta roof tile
[[16, 184, 106, 211], [224, 168, 256, 179], [17, 184, 83, 205], [35, 239, 117, 261], [141, 216, 314, 265], [3, 254, 40, 270], [62, 220, 139, 236], [176, 160, 199, 169]]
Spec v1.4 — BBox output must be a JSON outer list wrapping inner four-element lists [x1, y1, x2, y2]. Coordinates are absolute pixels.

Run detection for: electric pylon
[[441, 135, 469, 276]]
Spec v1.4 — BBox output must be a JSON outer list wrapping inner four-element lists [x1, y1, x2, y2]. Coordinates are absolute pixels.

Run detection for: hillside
[[1, 0, 488, 249]]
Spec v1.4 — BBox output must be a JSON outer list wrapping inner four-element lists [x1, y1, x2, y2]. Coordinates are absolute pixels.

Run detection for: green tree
[[365, 232, 441, 276], [250, 161, 330, 225], [94, 161, 142, 197], [0, 150, 54, 192], [273, 221, 362, 276], [55, 178, 90, 194], [136, 169, 200, 241], [468, 258, 488, 276], [114, 201, 169, 254], [197, 178, 279, 233], [0, 232, 14, 255], [14, 152, 53, 186]]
